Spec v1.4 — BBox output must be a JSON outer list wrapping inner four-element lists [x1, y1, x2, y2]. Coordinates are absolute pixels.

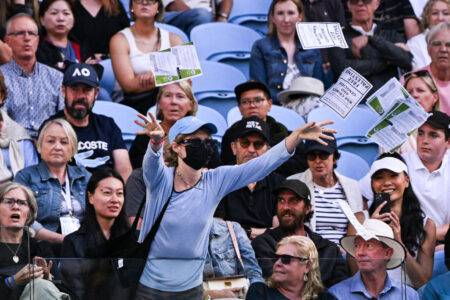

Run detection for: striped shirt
[[313, 182, 348, 244]]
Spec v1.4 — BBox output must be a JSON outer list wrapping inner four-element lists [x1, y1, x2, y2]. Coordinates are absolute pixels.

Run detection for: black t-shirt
[[247, 282, 337, 300], [72, 1, 130, 60], [217, 172, 284, 230], [47, 111, 126, 172]]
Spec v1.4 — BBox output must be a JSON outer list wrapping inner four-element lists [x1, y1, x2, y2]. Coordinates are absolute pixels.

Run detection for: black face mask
[[181, 138, 215, 170]]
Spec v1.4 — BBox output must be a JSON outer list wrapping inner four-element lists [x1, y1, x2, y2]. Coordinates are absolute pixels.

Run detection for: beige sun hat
[[340, 219, 406, 270], [277, 76, 324, 105]]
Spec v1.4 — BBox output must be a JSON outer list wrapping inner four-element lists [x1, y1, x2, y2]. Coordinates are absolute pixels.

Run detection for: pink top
[[425, 65, 450, 115]]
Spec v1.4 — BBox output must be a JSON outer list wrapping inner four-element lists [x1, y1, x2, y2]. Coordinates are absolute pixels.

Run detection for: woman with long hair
[[72, 0, 129, 61], [249, 0, 323, 104], [134, 112, 334, 299], [247, 236, 336, 300], [348, 153, 436, 288], [61, 168, 131, 299], [110, 0, 182, 114]]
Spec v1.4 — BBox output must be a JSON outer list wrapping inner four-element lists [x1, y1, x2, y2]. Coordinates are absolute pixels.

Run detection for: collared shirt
[[402, 151, 450, 226], [329, 271, 419, 300], [0, 60, 64, 138]]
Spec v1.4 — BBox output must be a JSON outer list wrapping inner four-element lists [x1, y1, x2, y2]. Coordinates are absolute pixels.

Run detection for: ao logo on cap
[[246, 121, 262, 130], [72, 67, 91, 77]]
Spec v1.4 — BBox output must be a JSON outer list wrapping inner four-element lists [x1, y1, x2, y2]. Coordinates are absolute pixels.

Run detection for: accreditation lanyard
[[59, 172, 80, 235]]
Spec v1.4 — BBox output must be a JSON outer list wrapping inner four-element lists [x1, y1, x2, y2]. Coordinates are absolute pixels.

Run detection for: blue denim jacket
[[14, 161, 91, 232], [250, 35, 324, 103], [204, 218, 264, 284]]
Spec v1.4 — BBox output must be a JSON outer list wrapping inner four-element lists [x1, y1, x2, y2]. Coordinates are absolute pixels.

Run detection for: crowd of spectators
[[0, 0, 449, 299]]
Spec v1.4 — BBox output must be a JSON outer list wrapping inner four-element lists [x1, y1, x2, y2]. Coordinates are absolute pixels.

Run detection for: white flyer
[[149, 42, 202, 86], [296, 22, 348, 49], [366, 78, 410, 116], [319, 67, 373, 118], [337, 200, 377, 241]]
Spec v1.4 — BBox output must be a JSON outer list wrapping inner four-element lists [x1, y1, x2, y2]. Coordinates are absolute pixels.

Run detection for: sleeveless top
[[120, 27, 171, 74]]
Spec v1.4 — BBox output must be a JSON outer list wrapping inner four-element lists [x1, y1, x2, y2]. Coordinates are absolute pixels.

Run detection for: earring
[[303, 273, 308, 282]]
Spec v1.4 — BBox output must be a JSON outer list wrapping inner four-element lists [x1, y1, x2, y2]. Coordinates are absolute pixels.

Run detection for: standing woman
[[110, 0, 182, 114], [135, 113, 334, 299], [72, 0, 129, 62], [37, 0, 80, 71], [249, 0, 323, 104], [349, 154, 436, 289], [61, 168, 131, 300], [14, 119, 91, 244]]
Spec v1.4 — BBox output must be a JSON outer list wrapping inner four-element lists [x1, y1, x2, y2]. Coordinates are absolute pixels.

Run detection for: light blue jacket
[[139, 140, 292, 292], [14, 161, 91, 232], [204, 218, 263, 284]]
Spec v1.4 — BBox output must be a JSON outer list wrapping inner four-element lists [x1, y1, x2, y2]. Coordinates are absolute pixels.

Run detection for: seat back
[[228, 0, 271, 36], [99, 59, 116, 96], [190, 23, 261, 78], [156, 22, 190, 43], [336, 151, 370, 180]]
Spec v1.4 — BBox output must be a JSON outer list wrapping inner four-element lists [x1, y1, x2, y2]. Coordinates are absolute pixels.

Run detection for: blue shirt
[[204, 218, 263, 284], [0, 60, 64, 138], [422, 272, 450, 300], [139, 140, 292, 292], [329, 271, 419, 300]]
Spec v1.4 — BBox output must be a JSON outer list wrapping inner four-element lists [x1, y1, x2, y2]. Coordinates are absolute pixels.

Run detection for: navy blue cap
[[63, 63, 99, 87]]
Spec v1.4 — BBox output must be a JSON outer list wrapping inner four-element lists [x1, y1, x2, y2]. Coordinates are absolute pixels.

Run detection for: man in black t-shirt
[[217, 117, 284, 240], [44, 63, 132, 181]]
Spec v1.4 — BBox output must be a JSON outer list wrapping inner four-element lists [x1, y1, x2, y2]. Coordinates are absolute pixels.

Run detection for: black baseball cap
[[63, 63, 99, 87], [274, 179, 311, 204], [424, 111, 450, 136], [234, 80, 271, 102], [304, 132, 337, 154], [232, 116, 270, 141]]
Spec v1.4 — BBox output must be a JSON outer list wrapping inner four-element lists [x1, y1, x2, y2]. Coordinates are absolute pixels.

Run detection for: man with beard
[[251, 179, 348, 287], [43, 63, 132, 181]]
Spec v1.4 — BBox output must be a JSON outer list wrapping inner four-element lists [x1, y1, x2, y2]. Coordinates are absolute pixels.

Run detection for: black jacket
[[328, 24, 412, 98], [251, 226, 349, 287]]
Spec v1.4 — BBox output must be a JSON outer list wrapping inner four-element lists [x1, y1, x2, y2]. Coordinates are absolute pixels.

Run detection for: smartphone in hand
[[372, 193, 391, 215]]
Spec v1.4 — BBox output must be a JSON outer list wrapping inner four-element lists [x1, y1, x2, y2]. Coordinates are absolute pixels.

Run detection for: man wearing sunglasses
[[217, 116, 284, 240], [252, 179, 348, 287], [221, 80, 308, 176], [0, 14, 64, 138], [329, 0, 412, 98]]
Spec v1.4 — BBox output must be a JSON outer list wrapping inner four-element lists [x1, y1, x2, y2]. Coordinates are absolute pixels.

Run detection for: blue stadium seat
[[119, 0, 130, 18], [190, 23, 261, 78], [336, 151, 370, 180], [227, 105, 305, 131], [156, 22, 190, 43], [92, 100, 140, 148], [308, 105, 380, 165], [228, 0, 271, 36], [192, 61, 246, 118], [97, 88, 112, 102], [148, 104, 227, 142], [99, 59, 116, 98]]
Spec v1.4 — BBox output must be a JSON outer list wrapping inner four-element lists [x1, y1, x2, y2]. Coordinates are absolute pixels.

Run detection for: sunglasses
[[348, 0, 372, 4], [403, 69, 438, 92], [179, 138, 215, 148], [306, 152, 331, 161], [238, 138, 267, 150], [273, 254, 309, 265]]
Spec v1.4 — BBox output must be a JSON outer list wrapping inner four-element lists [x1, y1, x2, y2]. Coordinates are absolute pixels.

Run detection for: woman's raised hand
[[135, 112, 165, 143], [297, 120, 336, 144]]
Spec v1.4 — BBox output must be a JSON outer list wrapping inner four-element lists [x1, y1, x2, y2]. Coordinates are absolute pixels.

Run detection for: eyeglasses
[[348, 0, 372, 4], [430, 40, 450, 49], [133, 0, 158, 4], [1, 198, 29, 208], [238, 138, 267, 150], [273, 254, 309, 265], [239, 97, 267, 107], [7, 30, 39, 37], [306, 152, 331, 161]]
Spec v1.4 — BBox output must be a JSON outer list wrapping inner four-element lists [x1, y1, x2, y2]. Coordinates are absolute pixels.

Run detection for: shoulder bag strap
[[226, 221, 245, 271]]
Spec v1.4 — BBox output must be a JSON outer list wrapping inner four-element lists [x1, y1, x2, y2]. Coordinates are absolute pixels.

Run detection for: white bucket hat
[[340, 219, 406, 270], [277, 77, 324, 105]]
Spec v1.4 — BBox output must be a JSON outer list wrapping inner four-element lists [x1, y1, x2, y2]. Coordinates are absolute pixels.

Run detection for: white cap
[[369, 157, 408, 178]]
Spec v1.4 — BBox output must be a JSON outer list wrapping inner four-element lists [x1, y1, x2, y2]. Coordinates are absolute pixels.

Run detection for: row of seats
[[94, 99, 375, 180]]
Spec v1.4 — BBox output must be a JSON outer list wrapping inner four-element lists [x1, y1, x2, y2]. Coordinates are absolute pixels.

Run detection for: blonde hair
[[267, 0, 304, 36], [269, 236, 324, 300], [37, 119, 78, 158], [164, 134, 187, 167], [0, 182, 37, 226], [421, 0, 450, 30], [155, 81, 198, 121], [101, 0, 122, 17]]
